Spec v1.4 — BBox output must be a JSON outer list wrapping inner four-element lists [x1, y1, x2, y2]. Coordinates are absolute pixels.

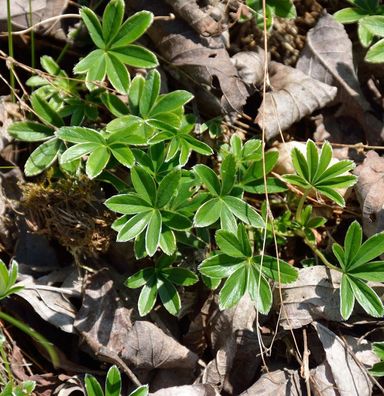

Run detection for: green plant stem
[[0, 311, 59, 367], [28, 0, 35, 68], [0, 341, 13, 386], [303, 237, 340, 272], [6, 0, 15, 102], [295, 189, 309, 222]]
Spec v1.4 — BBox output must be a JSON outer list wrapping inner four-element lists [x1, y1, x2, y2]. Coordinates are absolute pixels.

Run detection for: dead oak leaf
[[255, 62, 337, 140]]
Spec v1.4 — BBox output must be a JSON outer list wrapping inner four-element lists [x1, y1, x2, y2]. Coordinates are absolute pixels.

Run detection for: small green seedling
[[0, 379, 36, 396], [332, 221, 384, 319], [193, 154, 265, 232], [126, 255, 198, 316], [74, 0, 157, 93], [334, 0, 384, 62], [283, 140, 357, 208], [0, 259, 23, 299], [105, 167, 193, 256], [199, 224, 298, 311]]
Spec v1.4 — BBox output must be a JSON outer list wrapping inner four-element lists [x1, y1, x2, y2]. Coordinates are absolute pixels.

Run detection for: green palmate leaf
[[340, 275, 355, 320], [194, 165, 221, 195], [291, 147, 309, 180], [151, 91, 194, 115], [105, 194, 151, 214], [306, 139, 319, 180], [162, 268, 198, 286], [74, 49, 104, 74], [131, 166, 157, 205], [282, 174, 310, 189], [254, 256, 298, 283], [316, 186, 345, 207], [57, 126, 105, 144], [365, 38, 384, 63], [332, 243, 346, 271], [145, 210, 162, 256], [344, 220, 362, 264], [334, 7, 368, 23], [101, 92, 130, 117], [85, 375, 104, 396], [8, 122, 53, 142], [129, 385, 149, 396], [317, 141, 333, 176], [221, 154, 236, 195], [220, 204, 237, 233], [125, 267, 154, 288], [109, 144, 135, 167], [360, 15, 384, 37], [370, 361, 384, 377], [102, 0, 124, 44], [194, 197, 222, 227], [318, 160, 355, 181], [222, 196, 265, 228], [117, 211, 152, 242], [25, 138, 61, 176], [128, 75, 145, 115], [247, 267, 273, 314], [219, 266, 247, 309], [156, 170, 181, 208], [162, 211, 192, 230], [216, 229, 247, 257], [138, 275, 157, 316], [349, 230, 384, 270], [111, 45, 158, 68], [349, 261, 384, 281], [105, 365, 121, 396], [86, 146, 110, 179], [373, 342, 384, 360], [111, 11, 154, 48], [159, 227, 177, 256], [158, 278, 181, 315], [359, 22, 374, 47], [348, 276, 384, 317], [199, 254, 244, 279], [60, 142, 101, 163], [80, 7, 105, 49], [317, 175, 357, 188], [237, 223, 253, 257], [86, 54, 107, 89], [105, 53, 130, 94], [140, 70, 160, 116], [30, 94, 63, 127]]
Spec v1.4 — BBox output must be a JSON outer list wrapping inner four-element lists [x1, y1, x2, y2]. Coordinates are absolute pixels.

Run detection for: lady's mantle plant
[[6, 0, 384, 326]]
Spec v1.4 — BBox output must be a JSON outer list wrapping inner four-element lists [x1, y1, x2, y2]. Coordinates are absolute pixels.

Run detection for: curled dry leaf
[[239, 369, 302, 396], [313, 322, 372, 396], [296, 13, 384, 145], [275, 266, 343, 330], [128, 0, 249, 115], [231, 49, 265, 91], [150, 384, 220, 396], [255, 62, 337, 140], [354, 151, 384, 237]]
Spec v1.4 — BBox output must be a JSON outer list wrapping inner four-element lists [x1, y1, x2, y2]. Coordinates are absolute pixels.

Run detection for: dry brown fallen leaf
[[255, 62, 337, 140], [275, 266, 343, 330], [312, 322, 372, 396], [239, 368, 302, 396], [296, 12, 384, 145], [150, 384, 220, 396], [74, 270, 198, 374], [0, 0, 69, 39], [16, 267, 80, 333], [354, 151, 384, 237], [127, 0, 249, 116]]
